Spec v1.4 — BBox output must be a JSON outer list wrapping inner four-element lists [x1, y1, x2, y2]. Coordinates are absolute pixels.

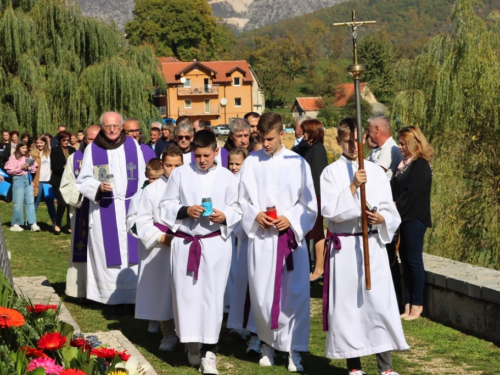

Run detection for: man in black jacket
[[147, 127, 168, 158]]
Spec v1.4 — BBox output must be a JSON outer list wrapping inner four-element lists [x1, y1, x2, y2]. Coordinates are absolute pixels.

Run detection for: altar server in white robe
[[76, 111, 146, 306], [320, 118, 408, 375], [160, 130, 242, 375], [61, 125, 100, 298], [238, 112, 317, 373], [134, 148, 183, 351]]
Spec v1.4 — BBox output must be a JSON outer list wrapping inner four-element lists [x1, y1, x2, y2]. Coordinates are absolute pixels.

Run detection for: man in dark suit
[[50, 125, 67, 148], [291, 116, 311, 157], [147, 127, 167, 158]]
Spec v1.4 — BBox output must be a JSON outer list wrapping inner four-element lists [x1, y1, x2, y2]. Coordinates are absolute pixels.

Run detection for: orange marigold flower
[[37, 332, 67, 351], [26, 304, 58, 314], [0, 306, 25, 328], [60, 369, 87, 375], [115, 350, 130, 361], [91, 347, 117, 360], [20, 346, 49, 358]]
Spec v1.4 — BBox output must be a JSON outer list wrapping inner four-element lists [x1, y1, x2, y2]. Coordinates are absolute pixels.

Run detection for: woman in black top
[[49, 130, 75, 235], [391, 126, 433, 321], [301, 119, 329, 281]]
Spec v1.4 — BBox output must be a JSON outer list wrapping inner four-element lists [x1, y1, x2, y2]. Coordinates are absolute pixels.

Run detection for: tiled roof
[[334, 83, 368, 107], [294, 97, 323, 112], [158, 59, 253, 84]]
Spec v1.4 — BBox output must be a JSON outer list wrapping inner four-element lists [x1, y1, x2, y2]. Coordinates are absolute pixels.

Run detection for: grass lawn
[[2, 201, 499, 374]]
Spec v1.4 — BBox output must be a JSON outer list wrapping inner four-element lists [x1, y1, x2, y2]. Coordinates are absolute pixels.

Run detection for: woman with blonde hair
[[31, 135, 57, 228], [391, 126, 433, 321]]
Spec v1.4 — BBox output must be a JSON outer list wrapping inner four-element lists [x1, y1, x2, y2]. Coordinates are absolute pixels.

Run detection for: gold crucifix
[[334, 11, 376, 78]]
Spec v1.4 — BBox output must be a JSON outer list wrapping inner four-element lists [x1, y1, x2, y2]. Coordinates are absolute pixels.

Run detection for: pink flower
[[27, 357, 64, 374]]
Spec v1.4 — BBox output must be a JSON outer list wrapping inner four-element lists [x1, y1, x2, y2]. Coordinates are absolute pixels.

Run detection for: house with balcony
[[156, 58, 264, 126]]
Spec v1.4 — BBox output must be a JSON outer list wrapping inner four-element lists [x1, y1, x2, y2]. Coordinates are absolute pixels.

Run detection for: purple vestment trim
[[190, 148, 229, 168], [170, 229, 221, 281], [270, 227, 298, 330], [322, 230, 379, 332], [72, 150, 89, 262], [243, 283, 251, 329], [153, 222, 169, 233], [92, 137, 139, 267], [140, 143, 156, 163]]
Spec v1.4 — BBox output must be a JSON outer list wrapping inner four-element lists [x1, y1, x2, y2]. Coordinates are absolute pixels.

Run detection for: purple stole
[[140, 143, 156, 163], [72, 150, 89, 262], [91, 137, 139, 267], [190, 147, 229, 168]]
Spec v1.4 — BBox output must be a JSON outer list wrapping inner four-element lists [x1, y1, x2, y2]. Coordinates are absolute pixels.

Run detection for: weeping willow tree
[[392, 0, 500, 268], [0, 0, 166, 134]]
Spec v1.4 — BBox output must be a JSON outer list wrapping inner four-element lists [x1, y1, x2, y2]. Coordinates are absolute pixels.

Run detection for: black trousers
[[387, 235, 404, 313], [200, 343, 218, 357], [346, 351, 392, 372], [54, 186, 69, 228]]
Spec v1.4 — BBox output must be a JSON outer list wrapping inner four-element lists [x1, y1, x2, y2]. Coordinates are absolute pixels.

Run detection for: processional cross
[[334, 11, 376, 290]]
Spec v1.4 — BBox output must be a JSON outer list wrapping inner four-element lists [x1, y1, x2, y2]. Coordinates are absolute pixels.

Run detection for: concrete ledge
[[422, 253, 500, 343]]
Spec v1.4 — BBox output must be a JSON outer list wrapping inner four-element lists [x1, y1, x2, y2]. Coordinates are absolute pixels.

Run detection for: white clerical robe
[[238, 147, 317, 352], [320, 156, 409, 359], [131, 176, 174, 321], [60, 153, 86, 298], [76, 140, 145, 305], [160, 162, 241, 344]]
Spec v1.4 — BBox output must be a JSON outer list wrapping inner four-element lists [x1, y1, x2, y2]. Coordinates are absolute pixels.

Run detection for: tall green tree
[[0, 0, 165, 134], [125, 0, 236, 61], [392, 0, 500, 268]]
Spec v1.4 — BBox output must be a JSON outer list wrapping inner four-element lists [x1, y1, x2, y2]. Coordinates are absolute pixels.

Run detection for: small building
[[155, 58, 264, 126], [333, 83, 378, 107], [290, 97, 323, 118]]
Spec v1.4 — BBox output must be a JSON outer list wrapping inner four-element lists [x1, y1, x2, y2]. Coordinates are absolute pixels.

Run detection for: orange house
[[156, 58, 264, 126]]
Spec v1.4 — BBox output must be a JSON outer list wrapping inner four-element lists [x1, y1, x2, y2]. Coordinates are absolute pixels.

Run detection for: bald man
[[123, 118, 155, 163]]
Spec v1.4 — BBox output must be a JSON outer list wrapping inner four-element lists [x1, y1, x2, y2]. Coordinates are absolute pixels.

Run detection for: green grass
[[2, 201, 499, 374]]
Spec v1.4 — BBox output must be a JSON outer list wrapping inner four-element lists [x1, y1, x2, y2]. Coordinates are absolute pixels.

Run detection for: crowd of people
[[1, 111, 434, 375]]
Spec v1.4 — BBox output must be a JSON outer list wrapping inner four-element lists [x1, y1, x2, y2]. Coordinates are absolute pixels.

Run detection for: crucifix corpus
[[334, 11, 376, 290]]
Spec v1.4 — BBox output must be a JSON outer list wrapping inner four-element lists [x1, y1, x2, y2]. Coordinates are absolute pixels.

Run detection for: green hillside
[[239, 0, 500, 58]]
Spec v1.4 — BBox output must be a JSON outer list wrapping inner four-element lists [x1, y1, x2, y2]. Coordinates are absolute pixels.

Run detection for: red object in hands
[[266, 206, 278, 220]]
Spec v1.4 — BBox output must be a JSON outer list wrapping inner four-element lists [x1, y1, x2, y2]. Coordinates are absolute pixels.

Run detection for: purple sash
[[154, 222, 169, 233], [322, 230, 378, 331], [270, 227, 297, 330], [140, 143, 156, 164], [170, 229, 221, 281], [190, 147, 229, 168], [72, 150, 89, 262], [92, 137, 139, 267]]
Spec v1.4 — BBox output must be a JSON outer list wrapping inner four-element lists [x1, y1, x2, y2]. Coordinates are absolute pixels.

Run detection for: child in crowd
[[227, 147, 248, 176], [134, 146, 184, 351], [160, 130, 242, 374], [238, 112, 317, 372], [5, 141, 40, 232], [320, 118, 408, 375]]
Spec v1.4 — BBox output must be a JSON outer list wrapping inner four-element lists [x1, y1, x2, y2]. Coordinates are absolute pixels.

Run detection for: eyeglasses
[[61, 138, 69, 142], [125, 129, 140, 134], [176, 135, 192, 141], [102, 125, 122, 130]]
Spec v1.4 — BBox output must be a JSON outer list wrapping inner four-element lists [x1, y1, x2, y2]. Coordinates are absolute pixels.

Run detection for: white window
[[234, 98, 241, 107], [233, 77, 241, 86], [205, 99, 210, 113], [184, 99, 192, 108], [184, 78, 191, 88]]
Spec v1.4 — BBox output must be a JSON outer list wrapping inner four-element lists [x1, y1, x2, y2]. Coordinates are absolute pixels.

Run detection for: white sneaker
[[159, 335, 178, 351], [288, 350, 304, 372], [259, 343, 275, 367], [381, 371, 399, 375], [10, 225, 23, 232], [246, 335, 261, 355], [229, 328, 250, 341], [148, 320, 160, 333], [199, 351, 218, 374], [186, 343, 201, 367], [349, 371, 366, 375], [31, 224, 40, 232]]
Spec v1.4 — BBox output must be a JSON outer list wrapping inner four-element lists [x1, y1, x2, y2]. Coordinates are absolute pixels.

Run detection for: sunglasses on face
[[177, 135, 192, 141]]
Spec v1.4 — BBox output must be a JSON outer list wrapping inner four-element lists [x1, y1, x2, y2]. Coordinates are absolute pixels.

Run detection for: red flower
[[0, 306, 25, 328], [115, 350, 130, 361], [20, 346, 49, 358], [70, 338, 91, 351], [37, 332, 67, 351], [91, 347, 117, 360], [60, 369, 86, 375], [27, 304, 58, 314]]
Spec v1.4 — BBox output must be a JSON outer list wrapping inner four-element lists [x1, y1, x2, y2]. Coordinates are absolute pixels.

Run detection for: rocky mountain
[[78, 0, 350, 31]]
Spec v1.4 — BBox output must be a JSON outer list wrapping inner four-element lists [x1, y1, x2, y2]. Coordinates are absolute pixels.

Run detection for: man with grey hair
[[291, 115, 311, 156], [176, 122, 195, 164], [76, 111, 146, 312], [223, 118, 252, 153]]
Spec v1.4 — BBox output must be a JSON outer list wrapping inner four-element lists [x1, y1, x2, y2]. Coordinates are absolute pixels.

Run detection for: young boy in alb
[[160, 130, 242, 374], [320, 118, 408, 375], [238, 112, 317, 372]]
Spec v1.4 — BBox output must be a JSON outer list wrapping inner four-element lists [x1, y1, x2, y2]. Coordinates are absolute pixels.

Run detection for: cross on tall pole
[[334, 11, 376, 290]]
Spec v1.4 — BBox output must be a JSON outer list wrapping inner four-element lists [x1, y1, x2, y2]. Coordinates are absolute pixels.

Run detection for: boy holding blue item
[[160, 130, 242, 375]]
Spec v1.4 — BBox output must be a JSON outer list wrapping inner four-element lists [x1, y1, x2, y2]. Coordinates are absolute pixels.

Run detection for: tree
[[125, 0, 236, 61], [0, 0, 165, 134], [391, 0, 500, 268]]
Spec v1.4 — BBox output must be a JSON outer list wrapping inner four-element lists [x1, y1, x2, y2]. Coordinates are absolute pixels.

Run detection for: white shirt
[[39, 155, 51, 182], [368, 137, 403, 180]]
